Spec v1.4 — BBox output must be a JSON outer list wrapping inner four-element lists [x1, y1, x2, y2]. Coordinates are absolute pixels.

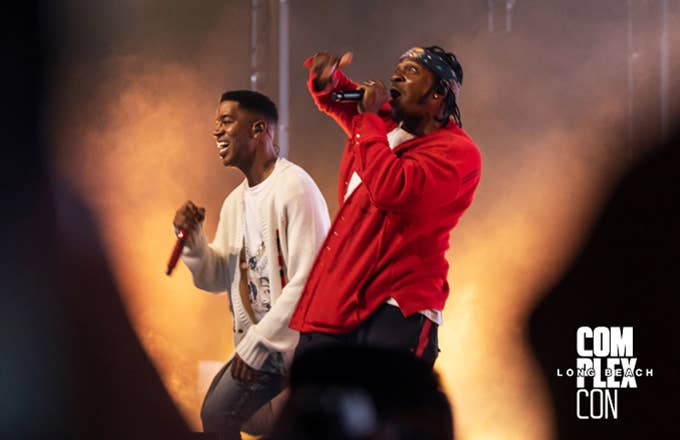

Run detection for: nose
[[390, 69, 404, 84], [212, 122, 224, 138]]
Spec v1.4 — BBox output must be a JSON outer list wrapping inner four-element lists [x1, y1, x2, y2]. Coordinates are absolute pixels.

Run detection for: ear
[[252, 120, 266, 136], [434, 79, 450, 98]]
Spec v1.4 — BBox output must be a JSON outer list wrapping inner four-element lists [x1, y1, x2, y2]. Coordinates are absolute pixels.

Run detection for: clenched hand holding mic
[[166, 200, 205, 275]]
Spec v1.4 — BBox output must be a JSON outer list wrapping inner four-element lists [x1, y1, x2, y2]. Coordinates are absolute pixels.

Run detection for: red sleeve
[[349, 113, 470, 211], [304, 56, 393, 136], [304, 56, 360, 136]]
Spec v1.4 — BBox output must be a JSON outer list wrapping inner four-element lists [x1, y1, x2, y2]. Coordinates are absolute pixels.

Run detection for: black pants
[[295, 304, 439, 368]]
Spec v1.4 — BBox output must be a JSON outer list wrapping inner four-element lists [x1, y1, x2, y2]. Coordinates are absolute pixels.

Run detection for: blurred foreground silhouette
[[530, 126, 680, 438], [267, 345, 454, 440]]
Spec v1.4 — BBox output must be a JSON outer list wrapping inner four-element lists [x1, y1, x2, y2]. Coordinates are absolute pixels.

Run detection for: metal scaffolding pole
[[278, 0, 289, 158], [660, 0, 670, 141], [487, 0, 495, 32], [505, 0, 516, 32], [250, 0, 260, 91], [626, 0, 636, 151], [250, 0, 289, 157], [487, 0, 517, 33]]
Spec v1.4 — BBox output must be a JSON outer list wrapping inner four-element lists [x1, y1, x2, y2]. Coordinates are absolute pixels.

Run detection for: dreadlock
[[425, 46, 464, 127]]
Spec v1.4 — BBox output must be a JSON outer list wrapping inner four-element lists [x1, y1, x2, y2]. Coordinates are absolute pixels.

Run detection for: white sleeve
[[180, 195, 237, 294], [235, 172, 330, 369]]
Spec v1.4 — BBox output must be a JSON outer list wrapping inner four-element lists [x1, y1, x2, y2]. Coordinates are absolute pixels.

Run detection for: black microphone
[[331, 89, 364, 102]]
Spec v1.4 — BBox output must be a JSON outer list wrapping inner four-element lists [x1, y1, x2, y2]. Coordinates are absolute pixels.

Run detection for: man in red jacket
[[289, 46, 482, 367]]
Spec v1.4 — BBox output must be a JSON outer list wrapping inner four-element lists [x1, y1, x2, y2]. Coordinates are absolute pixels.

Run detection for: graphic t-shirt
[[244, 177, 273, 322], [243, 163, 285, 373]]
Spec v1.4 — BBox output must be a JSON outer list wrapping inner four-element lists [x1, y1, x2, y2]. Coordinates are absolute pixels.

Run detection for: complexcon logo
[[555, 326, 654, 419]]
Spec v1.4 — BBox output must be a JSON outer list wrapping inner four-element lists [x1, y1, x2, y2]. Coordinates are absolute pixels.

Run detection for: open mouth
[[389, 88, 401, 100], [389, 88, 401, 107], [217, 141, 230, 158]]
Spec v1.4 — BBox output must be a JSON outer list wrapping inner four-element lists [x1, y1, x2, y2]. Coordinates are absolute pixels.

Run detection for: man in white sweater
[[172, 90, 330, 439]]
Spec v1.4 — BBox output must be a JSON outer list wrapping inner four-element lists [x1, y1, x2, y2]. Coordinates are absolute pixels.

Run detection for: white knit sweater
[[181, 158, 330, 370]]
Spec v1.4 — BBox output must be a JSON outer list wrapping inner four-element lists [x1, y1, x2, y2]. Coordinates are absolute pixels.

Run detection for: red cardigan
[[289, 61, 482, 334]]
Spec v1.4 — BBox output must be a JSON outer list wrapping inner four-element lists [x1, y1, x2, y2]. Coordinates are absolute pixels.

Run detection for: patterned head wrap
[[399, 47, 462, 100]]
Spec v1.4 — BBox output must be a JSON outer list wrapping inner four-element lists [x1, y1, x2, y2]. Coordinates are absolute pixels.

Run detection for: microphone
[[166, 228, 189, 276], [331, 89, 364, 102]]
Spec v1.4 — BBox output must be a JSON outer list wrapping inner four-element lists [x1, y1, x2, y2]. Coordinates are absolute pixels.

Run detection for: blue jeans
[[201, 357, 285, 440]]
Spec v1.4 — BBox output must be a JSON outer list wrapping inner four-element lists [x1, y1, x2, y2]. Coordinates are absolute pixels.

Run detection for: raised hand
[[309, 51, 353, 92], [173, 200, 206, 233]]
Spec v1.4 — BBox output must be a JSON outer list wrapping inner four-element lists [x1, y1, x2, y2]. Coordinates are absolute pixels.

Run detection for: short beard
[[390, 105, 402, 122]]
